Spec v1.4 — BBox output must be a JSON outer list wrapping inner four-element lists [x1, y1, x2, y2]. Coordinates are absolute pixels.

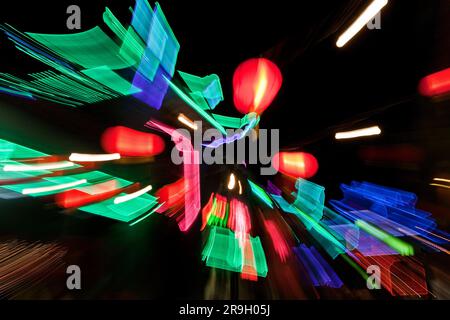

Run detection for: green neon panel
[[0, 69, 121, 107], [202, 227, 242, 272], [129, 201, 165, 226], [81, 66, 141, 95], [292, 178, 325, 227], [153, 3, 179, 76], [250, 236, 268, 277], [79, 192, 158, 222], [26, 26, 134, 70], [0, 166, 49, 182], [103, 7, 145, 66], [1, 139, 51, 180], [202, 227, 268, 277], [211, 114, 242, 128], [0, 139, 47, 159], [130, 0, 154, 44], [178, 71, 223, 110]]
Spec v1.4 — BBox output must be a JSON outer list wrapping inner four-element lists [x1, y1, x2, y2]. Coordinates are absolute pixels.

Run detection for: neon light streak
[[264, 220, 290, 262], [340, 254, 368, 281], [129, 202, 165, 227], [398, 228, 450, 255], [163, 76, 227, 135], [253, 65, 268, 109], [230, 199, 251, 238], [177, 113, 198, 130], [430, 183, 450, 189], [22, 179, 87, 195], [203, 118, 257, 149], [69, 153, 120, 162], [202, 193, 217, 230], [355, 219, 414, 256], [56, 180, 124, 208], [207, 194, 228, 228], [146, 120, 201, 232], [415, 226, 450, 243], [3, 161, 75, 172], [293, 206, 346, 254], [433, 178, 450, 183], [335, 126, 381, 140], [228, 173, 236, 190], [238, 180, 243, 195], [336, 0, 388, 47], [114, 184, 152, 204], [247, 179, 273, 208]]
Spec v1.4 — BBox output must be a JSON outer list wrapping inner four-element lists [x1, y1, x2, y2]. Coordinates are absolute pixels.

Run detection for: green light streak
[[293, 206, 346, 256], [340, 253, 368, 281], [165, 76, 227, 135], [355, 219, 414, 256], [247, 179, 273, 208]]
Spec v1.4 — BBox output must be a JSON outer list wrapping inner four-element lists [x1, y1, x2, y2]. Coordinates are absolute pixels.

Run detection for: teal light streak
[[247, 179, 273, 208], [129, 202, 165, 226]]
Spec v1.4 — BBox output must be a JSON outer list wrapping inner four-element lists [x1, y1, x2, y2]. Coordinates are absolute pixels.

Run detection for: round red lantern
[[232, 58, 282, 115], [101, 126, 165, 157], [272, 152, 319, 179]]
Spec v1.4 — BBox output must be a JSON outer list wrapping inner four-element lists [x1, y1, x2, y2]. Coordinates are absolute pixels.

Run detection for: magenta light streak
[[146, 120, 201, 232]]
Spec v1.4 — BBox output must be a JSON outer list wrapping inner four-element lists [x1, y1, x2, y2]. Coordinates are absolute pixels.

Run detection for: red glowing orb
[[233, 58, 282, 115], [272, 152, 319, 179]]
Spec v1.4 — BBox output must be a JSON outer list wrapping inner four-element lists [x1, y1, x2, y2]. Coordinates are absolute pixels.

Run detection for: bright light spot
[[69, 153, 120, 162], [336, 0, 388, 48], [114, 184, 153, 204], [3, 161, 75, 172], [253, 65, 268, 111], [228, 173, 236, 190], [433, 177, 450, 184], [335, 126, 381, 140], [177, 113, 198, 130], [430, 183, 450, 190]]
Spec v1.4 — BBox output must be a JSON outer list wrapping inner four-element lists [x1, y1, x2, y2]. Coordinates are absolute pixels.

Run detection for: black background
[[0, 0, 449, 300]]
